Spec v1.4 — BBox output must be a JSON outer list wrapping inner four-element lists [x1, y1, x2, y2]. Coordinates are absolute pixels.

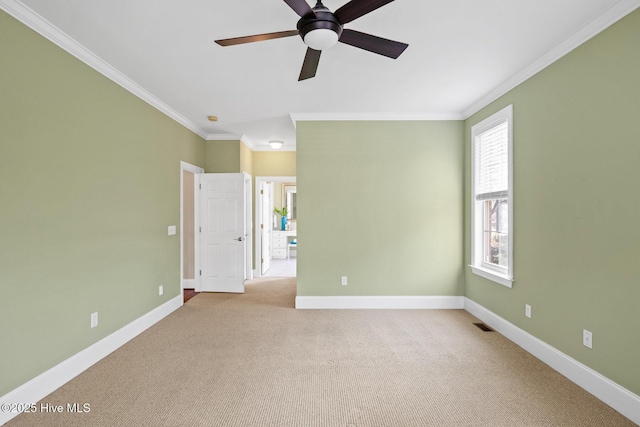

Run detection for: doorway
[[181, 166, 253, 295], [254, 176, 297, 278], [180, 161, 204, 295], [198, 173, 251, 293]]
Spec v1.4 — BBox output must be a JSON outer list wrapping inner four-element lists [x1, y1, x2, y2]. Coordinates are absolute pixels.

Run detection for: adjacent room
[[1, 0, 639, 425]]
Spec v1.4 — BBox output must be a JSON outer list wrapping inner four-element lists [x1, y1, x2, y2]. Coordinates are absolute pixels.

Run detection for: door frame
[[260, 181, 274, 275], [254, 176, 296, 278], [180, 161, 204, 293], [243, 173, 253, 281]]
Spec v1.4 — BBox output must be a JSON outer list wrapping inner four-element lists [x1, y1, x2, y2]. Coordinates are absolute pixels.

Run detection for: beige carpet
[[7, 278, 636, 426]]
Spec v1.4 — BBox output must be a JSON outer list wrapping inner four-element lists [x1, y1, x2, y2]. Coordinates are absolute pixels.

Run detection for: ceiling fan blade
[[339, 29, 408, 59], [215, 30, 298, 46], [334, 0, 395, 24], [298, 48, 321, 81], [284, 0, 316, 18]]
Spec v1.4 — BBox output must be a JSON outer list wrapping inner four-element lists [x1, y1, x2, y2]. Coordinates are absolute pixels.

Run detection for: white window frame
[[470, 105, 514, 288]]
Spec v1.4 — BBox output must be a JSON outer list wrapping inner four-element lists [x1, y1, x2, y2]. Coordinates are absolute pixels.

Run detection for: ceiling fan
[[215, 0, 409, 81]]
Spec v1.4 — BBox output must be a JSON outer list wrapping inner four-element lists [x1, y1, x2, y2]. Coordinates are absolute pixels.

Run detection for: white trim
[[469, 266, 513, 288], [295, 295, 464, 309], [4, 0, 637, 138], [243, 172, 254, 281], [179, 161, 204, 175], [470, 105, 514, 288], [0, 0, 208, 139], [462, 0, 640, 119], [3, 0, 638, 137], [464, 298, 640, 426], [180, 161, 204, 291], [205, 134, 244, 141], [290, 112, 464, 125], [0, 295, 182, 426], [239, 137, 258, 153]]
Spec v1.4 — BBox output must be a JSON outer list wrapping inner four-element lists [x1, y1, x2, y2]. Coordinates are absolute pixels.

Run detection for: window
[[471, 105, 513, 287]]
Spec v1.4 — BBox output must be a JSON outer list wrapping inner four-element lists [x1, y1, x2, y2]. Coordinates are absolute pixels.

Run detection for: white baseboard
[[295, 295, 464, 309], [0, 295, 183, 426], [464, 298, 640, 426], [3, 294, 637, 425]]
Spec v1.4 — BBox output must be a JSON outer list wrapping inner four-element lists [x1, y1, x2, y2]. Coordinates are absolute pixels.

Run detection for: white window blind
[[475, 121, 508, 201]]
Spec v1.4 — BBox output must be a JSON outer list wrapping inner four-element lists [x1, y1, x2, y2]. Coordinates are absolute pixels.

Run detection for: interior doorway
[[254, 176, 296, 278], [181, 165, 253, 295], [180, 161, 204, 295]]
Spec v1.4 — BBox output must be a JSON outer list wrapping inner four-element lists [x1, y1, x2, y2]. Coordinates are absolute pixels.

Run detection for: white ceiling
[[4, 0, 639, 150]]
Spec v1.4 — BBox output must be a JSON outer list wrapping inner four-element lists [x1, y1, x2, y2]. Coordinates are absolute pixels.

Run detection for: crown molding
[[205, 134, 296, 151], [462, 0, 640, 119], [250, 145, 297, 152], [0, 0, 208, 139], [290, 112, 464, 126], [5, 0, 638, 136], [205, 134, 245, 141]]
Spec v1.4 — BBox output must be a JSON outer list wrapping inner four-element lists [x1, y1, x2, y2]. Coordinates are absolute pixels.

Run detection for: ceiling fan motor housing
[[297, 7, 343, 50]]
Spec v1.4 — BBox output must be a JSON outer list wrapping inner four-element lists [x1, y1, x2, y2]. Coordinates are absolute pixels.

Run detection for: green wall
[[204, 140, 240, 173], [297, 121, 464, 296], [3, 0, 639, 407], [464, 9, 640, 395], [0, 11, 204, 396]]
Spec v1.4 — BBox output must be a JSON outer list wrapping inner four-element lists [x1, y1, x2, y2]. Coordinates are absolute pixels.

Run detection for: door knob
[[235, 237, 244, 242]]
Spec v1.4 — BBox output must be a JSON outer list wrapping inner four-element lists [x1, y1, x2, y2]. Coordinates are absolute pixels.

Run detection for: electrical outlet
[[90, 312, 98, 328], [341, 276, 348, 286], [525, 304, 532, 318], [583, 329, 593, 349], [159, 285, 164, 296]]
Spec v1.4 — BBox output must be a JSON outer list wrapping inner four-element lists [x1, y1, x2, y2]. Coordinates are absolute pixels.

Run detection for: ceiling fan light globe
[[304, 29, 339, 50]]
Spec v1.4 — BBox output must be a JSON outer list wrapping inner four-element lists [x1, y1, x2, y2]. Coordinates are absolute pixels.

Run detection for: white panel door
[[261, 181, 274, 275], [199, 173, 245, 293]]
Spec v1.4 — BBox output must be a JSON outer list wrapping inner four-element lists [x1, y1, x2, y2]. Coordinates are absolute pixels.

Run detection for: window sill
[[470, 265, 513, 288]]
